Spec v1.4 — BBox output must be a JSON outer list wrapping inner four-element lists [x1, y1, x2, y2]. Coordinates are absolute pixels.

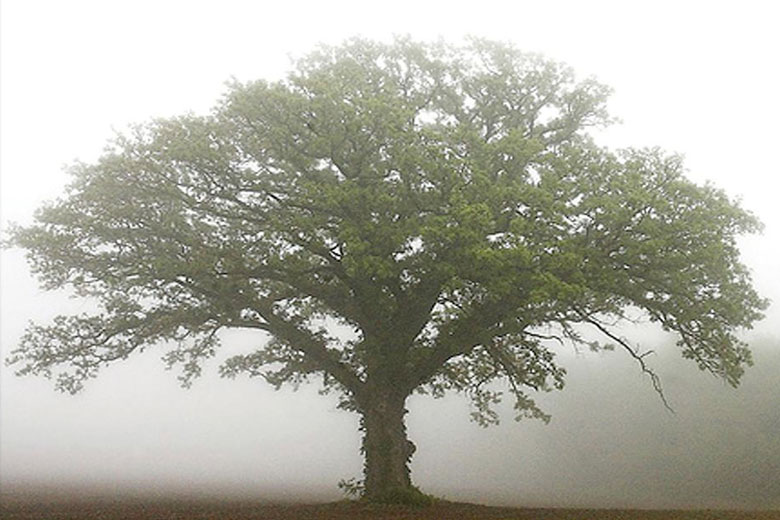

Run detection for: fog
[[1, 0, 779, 510]]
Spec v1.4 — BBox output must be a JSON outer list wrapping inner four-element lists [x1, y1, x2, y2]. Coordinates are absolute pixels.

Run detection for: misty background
[[1, 0, 778, 510]]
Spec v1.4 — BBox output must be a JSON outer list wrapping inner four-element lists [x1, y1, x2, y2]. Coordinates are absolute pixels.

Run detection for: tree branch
[[252, 300, 365, 396], [575, 307, 674, 412]]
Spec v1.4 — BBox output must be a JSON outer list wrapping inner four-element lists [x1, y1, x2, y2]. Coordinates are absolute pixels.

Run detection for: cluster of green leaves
[[5, 37, 765, 422]]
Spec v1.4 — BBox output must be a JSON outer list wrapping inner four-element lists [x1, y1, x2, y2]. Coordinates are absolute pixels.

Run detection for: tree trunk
[[360, 392, 416, 501]]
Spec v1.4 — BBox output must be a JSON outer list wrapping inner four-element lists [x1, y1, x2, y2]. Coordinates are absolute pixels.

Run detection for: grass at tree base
[[1, 489, 778, 520]]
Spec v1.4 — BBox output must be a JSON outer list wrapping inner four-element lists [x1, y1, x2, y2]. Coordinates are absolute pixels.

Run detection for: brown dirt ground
[[1, 490, 778, 519]]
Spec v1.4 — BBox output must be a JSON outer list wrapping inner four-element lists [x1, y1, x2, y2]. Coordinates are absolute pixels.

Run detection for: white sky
[[1, 0, 779, 510]]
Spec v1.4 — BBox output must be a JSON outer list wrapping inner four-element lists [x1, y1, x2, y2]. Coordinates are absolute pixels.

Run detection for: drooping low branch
[[574, 307, 674, 412]]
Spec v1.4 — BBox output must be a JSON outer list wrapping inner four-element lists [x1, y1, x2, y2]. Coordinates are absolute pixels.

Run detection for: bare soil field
[[2, 490, 779, 520]]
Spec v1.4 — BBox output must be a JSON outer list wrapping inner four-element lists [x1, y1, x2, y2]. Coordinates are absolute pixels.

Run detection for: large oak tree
[[6, 38, 766, 502]]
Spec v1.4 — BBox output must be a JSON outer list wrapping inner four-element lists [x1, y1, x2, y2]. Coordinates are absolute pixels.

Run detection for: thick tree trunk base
[[359, 393, 430, 505]]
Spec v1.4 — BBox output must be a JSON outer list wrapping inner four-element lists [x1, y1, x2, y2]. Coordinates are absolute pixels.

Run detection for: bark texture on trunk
[[360, 392, 416, 501]]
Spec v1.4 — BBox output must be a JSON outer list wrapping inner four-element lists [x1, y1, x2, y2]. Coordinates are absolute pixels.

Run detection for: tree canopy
[[5, 37, 766, 501]]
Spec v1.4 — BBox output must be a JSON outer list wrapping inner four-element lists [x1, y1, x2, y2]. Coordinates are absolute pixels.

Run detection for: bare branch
[[575, 308, 674, 413]]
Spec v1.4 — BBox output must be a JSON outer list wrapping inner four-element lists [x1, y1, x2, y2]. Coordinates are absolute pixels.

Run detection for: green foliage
[[337, 477, 365, 498], [4, 36, 766, 426]]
